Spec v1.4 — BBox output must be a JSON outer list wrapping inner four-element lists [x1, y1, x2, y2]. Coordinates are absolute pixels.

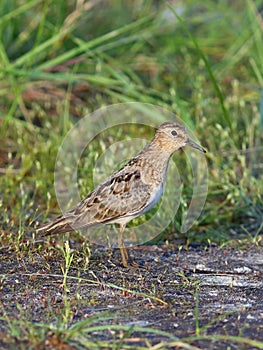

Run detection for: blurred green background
[[0, 0, 262, 245]]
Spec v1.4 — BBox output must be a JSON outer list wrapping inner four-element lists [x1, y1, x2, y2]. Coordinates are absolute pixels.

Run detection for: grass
[[0, 0, 263, 349]]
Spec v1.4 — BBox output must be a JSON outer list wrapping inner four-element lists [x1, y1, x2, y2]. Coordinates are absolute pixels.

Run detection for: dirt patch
[[0, 242, 262, 349]]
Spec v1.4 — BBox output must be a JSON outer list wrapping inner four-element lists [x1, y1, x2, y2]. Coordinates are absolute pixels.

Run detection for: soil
[[0, 241, 262, 349]]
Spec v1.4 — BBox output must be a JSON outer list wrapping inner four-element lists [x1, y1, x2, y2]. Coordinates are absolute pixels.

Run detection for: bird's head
[[153, 122, 206, 154]]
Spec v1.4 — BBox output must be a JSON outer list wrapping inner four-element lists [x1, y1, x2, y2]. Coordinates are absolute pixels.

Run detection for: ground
[[0, 240, 262, 349]]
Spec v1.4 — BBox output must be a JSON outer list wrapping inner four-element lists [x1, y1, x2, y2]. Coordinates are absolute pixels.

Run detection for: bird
[[37, 122, 206, 268]]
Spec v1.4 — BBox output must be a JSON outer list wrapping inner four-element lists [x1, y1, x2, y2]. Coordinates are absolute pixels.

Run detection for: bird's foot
[[120, 256, 147, 270], [119, 246, 147, 269]]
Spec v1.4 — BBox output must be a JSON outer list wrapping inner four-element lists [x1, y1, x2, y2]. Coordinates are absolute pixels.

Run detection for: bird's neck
[[138, 142, 172, 182], [142, 141, 173, 161]]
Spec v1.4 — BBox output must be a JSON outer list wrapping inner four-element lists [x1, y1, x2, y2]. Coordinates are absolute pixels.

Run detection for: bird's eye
[[171, 130, 177, 136]]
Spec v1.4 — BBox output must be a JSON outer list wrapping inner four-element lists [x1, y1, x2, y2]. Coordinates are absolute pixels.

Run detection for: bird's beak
[[187, 138, 206, 153]]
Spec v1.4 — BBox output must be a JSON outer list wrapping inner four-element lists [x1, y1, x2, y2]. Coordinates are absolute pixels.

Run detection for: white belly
[[140, 182, 164, 215]]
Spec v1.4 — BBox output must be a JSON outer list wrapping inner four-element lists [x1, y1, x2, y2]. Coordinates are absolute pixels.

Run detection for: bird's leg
[[118, 224, 142, 268], [118, 224, 130, 268]]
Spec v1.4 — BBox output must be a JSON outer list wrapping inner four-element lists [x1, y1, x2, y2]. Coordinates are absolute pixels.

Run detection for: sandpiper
[[37, 122, 206, 267]]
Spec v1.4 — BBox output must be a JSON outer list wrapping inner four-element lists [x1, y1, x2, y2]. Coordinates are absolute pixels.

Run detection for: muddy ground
[[0, 241, 262, 349]]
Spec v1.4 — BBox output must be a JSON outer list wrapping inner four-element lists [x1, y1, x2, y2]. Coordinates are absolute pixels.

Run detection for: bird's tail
[[37, 214, 76, 236]]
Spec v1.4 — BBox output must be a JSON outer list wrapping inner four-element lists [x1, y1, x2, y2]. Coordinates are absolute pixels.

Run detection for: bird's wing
[[38, 160, 152, 235]]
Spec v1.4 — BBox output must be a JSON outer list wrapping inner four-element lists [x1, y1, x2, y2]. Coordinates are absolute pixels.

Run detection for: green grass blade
[[169, 5, 232, 130]]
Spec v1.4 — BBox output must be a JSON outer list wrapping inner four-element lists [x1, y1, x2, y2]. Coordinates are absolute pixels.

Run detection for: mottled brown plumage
[[37, 122, 206, 267]]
